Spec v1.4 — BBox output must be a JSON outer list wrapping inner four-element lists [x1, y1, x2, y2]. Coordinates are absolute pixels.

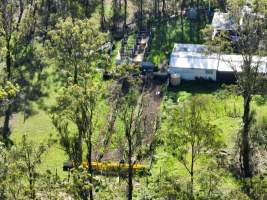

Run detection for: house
[[169, 43, 267, 82]]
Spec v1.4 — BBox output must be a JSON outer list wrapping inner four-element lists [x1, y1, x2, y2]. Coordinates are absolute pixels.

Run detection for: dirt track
[[92, 77, 163, 162]]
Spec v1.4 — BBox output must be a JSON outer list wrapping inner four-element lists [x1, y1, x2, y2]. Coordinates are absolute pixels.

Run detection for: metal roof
[[170, 44, 267, 73]]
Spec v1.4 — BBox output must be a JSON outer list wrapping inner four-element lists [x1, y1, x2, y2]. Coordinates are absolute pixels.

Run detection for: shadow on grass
[[168, 80, 223, 95], [149, 15, 208, 65]]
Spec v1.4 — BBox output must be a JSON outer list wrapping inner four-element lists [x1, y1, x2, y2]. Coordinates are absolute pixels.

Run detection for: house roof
[[211, 12, 237, 31], [170, 44, 267, 73]]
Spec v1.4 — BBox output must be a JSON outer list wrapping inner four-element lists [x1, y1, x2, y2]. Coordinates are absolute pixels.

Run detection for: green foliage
[[0, 0, 266, 199], [38, 169, 62, 200], [162, 95, 224, 198], [253, 95, 267, 106], [52, 79, 101, 166], [66, 169, 94, 200], [0, 134, 53, 200], [0, 81, 19, 105], [49, 17, 108, 84], [197, 161, 225, 200]]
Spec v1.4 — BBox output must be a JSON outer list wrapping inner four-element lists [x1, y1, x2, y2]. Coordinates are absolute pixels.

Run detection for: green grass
[[151, 82, 267, 193], [8, 69, 112, 178], [8, 63, 67, 177], [10, 112, 68, 178]]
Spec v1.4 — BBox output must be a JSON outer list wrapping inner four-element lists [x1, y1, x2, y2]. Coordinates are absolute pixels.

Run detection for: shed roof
[[170, 44, 267, 73]]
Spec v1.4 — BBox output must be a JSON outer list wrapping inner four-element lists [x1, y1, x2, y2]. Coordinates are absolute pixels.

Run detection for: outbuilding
[[211, 12, 237, 40], [169, 43, 267, 82]]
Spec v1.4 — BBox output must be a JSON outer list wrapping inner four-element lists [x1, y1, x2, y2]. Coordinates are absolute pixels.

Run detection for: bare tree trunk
[[153, 0, 157, 17], [74, 64, 78, 84], [29, 172, 35, 200], [17, 0, 24, 31], [127, 135, 133, 200], [76, 134, 83, 167], [162, 0, 166, 16], [123, 0, 127, 33], [3, 37, 12, 139], [87, 136, 94, 200], [100, 0, 106, 31], [119, 0, 122, 10], [44, 0, 51, 35], [5, 39, 11, 79], [85, 0, 90, 17], [3, 105, 11, 140], [180, 0, 185, 42], [140, 0, 143, 29], [190, 145, 194, 199], [190, 171, 194, 200], [241, 93, 252, 178]]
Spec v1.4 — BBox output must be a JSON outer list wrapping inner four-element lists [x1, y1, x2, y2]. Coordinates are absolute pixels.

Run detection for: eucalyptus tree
[[114, 66, 159, 200], [164, 96, 222, 199], [50, 17, 107, 85], [50, 16, 108, 200], [52, 77, 103, 200], [0, 0, 40, 140], [0, 134, 53, 200], [0, 81, 18, 145], [225, 1, 267, 179], [204, 0, 267, 180], [118, 82, 146, 200], [0, 0, 22, 139], [0, 82, 18, 110]]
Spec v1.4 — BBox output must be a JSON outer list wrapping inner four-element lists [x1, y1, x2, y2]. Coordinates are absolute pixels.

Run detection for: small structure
[[116, 30, 152, 65], [170, 73, 181, 86], [211, 12, 237, 40], [211, 6, 265, 41], [187, 7, 198, 21], [169, 43, 267, 82], [140, 61, 155, 72]]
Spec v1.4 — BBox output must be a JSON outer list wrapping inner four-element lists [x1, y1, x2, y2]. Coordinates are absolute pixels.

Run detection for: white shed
[[169, 44, 267, 82], [169, 44, 218, 81]]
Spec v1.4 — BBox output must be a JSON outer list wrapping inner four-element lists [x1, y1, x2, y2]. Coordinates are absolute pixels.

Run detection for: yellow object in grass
[[81, 161, 146, 172]]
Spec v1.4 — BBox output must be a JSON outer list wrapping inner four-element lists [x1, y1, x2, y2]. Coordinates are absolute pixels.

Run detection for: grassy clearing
[[9, 64, 67, 177], [8, 62, 111, 178]]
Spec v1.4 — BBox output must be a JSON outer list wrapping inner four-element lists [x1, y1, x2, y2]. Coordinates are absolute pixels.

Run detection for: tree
[[0, 134, 53, 200], [226, 1, 267, 179], [0, 0, 22, 139], [49, 17, 107, 85], [52, 78, 102, 200], [164, 96, 222, 199], [50, 16, 108, 200], [204, 0, 267, 180], [0, 81, 18, 145], [197, 161, 226, 200], [17, 135, 53, 199], [67, 168, 96, 200], [0, 0, 40, 140], [81, 80, 101, 200], [115, 70, 159, 200], [118, 78, 143, 200]]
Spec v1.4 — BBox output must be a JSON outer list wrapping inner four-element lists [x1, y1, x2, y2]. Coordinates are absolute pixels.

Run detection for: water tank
[[170, 73, 181, 86]]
